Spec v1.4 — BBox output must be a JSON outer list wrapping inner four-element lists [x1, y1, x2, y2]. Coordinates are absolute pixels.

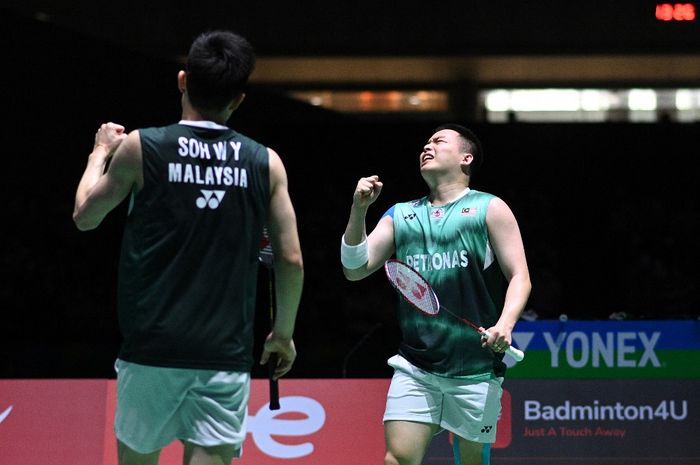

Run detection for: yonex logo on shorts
[[196, 190, 226, 209], [481, 425, 493, 433]]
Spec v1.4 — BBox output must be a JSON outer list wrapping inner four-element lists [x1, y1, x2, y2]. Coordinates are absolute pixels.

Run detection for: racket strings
[[386, 261, 440, 315]]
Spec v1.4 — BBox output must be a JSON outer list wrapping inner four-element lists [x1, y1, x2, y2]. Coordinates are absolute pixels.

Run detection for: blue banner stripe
[[512, 320, 700, 350]]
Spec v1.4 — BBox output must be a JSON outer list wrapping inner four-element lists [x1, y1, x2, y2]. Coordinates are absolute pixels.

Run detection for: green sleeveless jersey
[[392, 189, 508, 378], [117, 121, 269, 371]]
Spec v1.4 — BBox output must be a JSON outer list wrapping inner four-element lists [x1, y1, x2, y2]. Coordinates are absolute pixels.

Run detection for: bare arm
[[261, 147, 304, 379], [342, 175, 395, 281], [481, 197, 532, 350], [73, 123, 142, 230]]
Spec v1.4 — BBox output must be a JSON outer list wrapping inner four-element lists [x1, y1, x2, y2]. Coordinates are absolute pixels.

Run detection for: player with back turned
[[340, 124, 531, 465], [73, 30, 303, 465]]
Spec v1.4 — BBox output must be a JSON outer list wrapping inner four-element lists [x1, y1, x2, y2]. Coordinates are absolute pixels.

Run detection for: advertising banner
[[505, 320, 700, 378], [1, 321, 698, 464], [0, 380, 107, 465], [1, 378, 698, 465], [1, 379, 391, 465], [423, 379, 699, 465]]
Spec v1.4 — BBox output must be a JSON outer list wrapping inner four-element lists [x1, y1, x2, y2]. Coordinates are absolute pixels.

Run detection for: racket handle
[[506, 345, 525, 362], [268, 353, 280, 410], [481, 329, 525, 362]]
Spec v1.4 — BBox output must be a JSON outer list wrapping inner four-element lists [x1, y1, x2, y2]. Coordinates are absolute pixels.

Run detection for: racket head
[[384, 259, 440, 316]]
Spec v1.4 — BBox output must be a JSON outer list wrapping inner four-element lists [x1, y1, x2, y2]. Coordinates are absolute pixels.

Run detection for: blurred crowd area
[[2, 13, 698, 379]]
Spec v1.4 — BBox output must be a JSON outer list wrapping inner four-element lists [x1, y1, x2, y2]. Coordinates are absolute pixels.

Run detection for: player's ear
[[229, 93, 246, 111], [177, 70, 187, 93], [461, 152, 474, 167]]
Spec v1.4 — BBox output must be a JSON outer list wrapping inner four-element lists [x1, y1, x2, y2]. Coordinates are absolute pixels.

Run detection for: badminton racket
[[259, 228, 280, 410], [384, 258, 525, 362]]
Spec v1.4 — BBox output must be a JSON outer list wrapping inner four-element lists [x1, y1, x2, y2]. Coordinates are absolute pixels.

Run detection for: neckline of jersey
[[428, 187, 471, 208], [178, 120, 229, 130]]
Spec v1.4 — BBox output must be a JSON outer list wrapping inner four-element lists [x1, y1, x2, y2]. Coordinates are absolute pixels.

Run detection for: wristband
[[340, 235, 369, 269]]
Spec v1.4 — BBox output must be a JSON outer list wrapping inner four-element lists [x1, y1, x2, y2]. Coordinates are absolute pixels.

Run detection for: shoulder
[[267, 146, 281, 166], [137, 124, 179, 143], [267, 147, 287, 186], [105, 130, 143, 186], [121, 130, 142, 153], [140, 123, 177, 133], [467, 189, 496, 200], [113, 130, 143, 167], [396, 196, 427, 208], [465, 189, 499, 209], [229, 128, 267, 150], [485, 195, 517, 226], [391, 198, 426, 223], [231, 130, 271, 162]]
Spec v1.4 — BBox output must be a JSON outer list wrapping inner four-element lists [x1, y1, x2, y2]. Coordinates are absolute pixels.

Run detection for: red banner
[[0, 379, 517, 465], [0, 380, 107, 465], [2, 379, 390, 465]]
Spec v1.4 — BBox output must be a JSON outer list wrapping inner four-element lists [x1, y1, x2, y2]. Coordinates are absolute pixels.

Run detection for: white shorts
[[114, 359, 250, 455], [383, 354, 503, 443]]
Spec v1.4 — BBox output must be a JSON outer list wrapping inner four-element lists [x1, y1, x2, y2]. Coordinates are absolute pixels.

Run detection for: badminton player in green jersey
[[341, 124, 531, 465], [73, 30, 304, 465]]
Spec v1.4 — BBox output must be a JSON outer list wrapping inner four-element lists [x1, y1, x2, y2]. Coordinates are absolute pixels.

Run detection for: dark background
[[2, 4, 699, 380], [6, 0, 700, 57]]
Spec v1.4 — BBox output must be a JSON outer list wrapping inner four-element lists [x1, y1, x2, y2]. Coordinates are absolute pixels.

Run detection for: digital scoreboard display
[[656, 3, 696, 21]]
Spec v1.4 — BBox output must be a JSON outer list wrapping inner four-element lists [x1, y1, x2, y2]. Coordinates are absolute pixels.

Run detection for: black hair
[[434, 123, 484, 171], [185, 30, 256, 111]]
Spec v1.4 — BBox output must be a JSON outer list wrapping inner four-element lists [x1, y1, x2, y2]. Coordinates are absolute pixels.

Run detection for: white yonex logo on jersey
[[196, 190, 226, 209]]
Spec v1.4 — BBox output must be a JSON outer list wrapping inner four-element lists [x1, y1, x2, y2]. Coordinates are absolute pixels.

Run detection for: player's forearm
[[73, 147, 109, 229], [272, 258, 304, 339], [498, 273, 532, 331], [344, 204, 369, 245], [341, 207, 371, 279]]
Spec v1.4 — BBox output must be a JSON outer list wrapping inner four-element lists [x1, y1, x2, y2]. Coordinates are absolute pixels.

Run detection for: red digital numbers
[[656, 3, 696, 21]]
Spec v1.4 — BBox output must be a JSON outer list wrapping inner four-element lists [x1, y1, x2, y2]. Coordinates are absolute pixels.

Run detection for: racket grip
[[506, 345, 525, 362], [268, 354, 280, 410], [481, 329, 525, 362]]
